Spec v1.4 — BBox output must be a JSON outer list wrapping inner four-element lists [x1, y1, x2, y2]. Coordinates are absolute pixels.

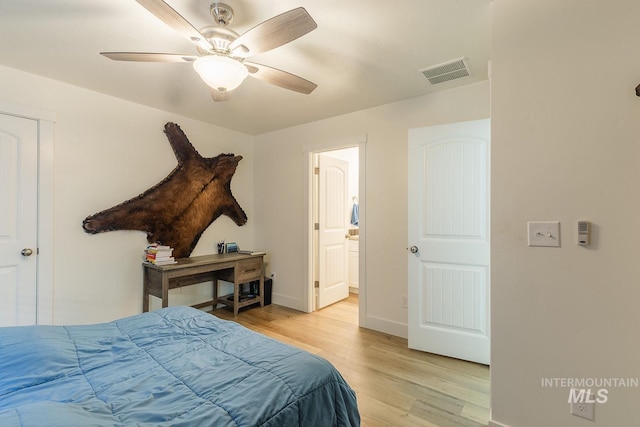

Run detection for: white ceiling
[[0, 0, 490, 135]]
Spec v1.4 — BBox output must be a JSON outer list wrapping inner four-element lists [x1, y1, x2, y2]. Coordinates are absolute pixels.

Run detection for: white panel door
[[408, 119, 490, 365], [0, 114, 38, 326], [318, 154, 349, 309]]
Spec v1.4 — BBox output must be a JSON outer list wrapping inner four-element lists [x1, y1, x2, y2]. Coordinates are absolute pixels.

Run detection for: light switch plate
[[527, 221, 561, 247]]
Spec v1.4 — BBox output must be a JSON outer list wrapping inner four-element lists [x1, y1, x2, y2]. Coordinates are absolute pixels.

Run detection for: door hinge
[[314, 223, 319, 230], [314, 167, 320, 174], [314, 280, 320, 288]]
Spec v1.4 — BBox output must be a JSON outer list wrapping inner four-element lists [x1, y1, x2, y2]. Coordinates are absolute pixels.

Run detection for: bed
[[0, 306, 360, 426]]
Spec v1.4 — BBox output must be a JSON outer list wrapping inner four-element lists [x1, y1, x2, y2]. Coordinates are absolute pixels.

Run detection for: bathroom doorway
[[311, 146, 361, 314]]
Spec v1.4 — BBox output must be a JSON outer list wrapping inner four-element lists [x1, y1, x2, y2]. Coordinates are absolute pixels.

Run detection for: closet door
[[0, 113, 38, 326], [408, 119, 490, 365]]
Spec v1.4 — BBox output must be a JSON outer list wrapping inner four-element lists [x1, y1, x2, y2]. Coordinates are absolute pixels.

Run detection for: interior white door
[[317, 153, 350, 309], [0, 113, 39, 326], [408, 119, 490, 365]]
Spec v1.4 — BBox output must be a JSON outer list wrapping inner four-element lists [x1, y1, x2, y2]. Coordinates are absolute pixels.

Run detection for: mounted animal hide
[[82, 122, 247, 258]]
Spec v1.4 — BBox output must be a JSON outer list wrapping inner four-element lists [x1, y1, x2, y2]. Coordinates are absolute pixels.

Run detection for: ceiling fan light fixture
[[193, 55, 248, 92]]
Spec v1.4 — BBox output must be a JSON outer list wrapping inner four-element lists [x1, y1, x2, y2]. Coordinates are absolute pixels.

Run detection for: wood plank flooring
[[211, 294, 490, 427]]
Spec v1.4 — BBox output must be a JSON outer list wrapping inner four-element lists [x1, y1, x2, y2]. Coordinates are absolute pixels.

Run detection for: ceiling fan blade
[[100, 52, 197, 62], [244, 62, 317, 94], [210, 89, 233, 102], [229, 8, 317, 57], [135, 0, 213, 51]]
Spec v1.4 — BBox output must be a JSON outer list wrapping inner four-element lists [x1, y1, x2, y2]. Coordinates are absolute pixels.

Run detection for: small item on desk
[[144, 243, 176, 265], [217, 240, 225, 254], [225, 242, 238, 253], [238, 249, 266, 255]]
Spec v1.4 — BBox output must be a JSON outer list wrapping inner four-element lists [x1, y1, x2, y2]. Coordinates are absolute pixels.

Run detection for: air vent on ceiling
[[420, 57, 471, 85]]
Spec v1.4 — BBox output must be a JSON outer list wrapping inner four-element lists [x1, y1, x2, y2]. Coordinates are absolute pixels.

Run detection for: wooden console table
[[142, 252, 265, 316]]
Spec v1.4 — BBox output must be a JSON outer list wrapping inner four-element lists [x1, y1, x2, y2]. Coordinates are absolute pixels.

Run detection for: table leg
[[212, 273, 218, 311], [143, 268, 150, 312], [233, 268, 240, 316], [259, 275, 264, 308], [161, 276, 169, 308]]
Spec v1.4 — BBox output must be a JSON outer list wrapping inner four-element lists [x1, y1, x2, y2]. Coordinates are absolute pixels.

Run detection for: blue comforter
[[0, 306, 360, 426]]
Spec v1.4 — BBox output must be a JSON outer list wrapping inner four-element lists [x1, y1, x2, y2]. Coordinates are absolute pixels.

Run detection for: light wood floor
[[211, 294, 490, 427]]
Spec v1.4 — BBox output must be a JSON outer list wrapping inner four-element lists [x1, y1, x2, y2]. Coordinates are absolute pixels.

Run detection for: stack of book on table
[[144, 244, 176, 265]]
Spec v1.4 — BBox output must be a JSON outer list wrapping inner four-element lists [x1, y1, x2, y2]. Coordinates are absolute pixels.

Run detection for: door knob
[[21, 248, 33, 257], [409, 246, 419, 254]]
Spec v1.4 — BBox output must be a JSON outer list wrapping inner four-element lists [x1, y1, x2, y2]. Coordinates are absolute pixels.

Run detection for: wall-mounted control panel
[[578, 221, 591, 246], [527, 221, 561, 247]]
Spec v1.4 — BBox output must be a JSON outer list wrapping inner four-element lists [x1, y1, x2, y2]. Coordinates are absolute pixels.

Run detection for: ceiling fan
[[101, 0, 318, 101]]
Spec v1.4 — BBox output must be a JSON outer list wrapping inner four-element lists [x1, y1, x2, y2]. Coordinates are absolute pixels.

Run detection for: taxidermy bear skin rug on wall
[[82, 122, 247, 258]]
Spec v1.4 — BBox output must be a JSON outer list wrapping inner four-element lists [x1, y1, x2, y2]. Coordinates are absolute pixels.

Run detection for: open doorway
[[310, 147, 360, 315]]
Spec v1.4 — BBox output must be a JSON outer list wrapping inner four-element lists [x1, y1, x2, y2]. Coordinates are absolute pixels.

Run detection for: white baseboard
[[364, 314, 408, 338], [489, 420, 511, 427]]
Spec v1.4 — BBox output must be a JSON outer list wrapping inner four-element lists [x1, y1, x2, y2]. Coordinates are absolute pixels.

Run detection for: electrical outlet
[[571, 400, 595, 421]]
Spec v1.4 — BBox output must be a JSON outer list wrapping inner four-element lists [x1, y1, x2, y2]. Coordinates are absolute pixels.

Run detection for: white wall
[[491, 1, 640, 426], [253, 81, 489, 336], [0, 64, 254, 325]]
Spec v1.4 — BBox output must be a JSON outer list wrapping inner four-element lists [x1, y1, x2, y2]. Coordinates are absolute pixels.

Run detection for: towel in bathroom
[[350, 203, 359, 226]]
